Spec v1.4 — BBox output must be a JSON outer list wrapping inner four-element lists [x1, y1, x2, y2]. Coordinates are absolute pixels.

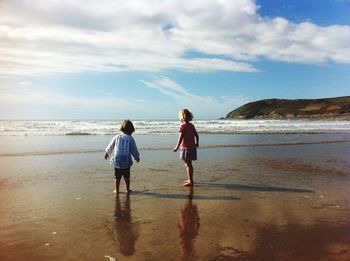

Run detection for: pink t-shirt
[[179, 122, 197, 149]]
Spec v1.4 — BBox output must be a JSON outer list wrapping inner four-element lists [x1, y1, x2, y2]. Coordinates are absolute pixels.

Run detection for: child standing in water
[[173, 109, 199, 186], [104, 120, 140, 194]]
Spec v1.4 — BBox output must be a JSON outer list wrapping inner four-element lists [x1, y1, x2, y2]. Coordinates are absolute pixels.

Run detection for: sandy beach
[[1, 134, 350, 260], [2, 0, 350, 259]]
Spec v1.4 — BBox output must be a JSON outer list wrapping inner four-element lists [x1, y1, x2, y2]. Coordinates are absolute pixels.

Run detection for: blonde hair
[[178, 109, 193, 122]]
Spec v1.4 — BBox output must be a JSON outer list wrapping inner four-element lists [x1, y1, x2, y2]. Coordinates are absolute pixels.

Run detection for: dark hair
[[120, 119, 135, 135]]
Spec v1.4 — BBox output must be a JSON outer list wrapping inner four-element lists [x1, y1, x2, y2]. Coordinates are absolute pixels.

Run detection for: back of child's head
[[179, 109, 193, 122], [120, 119, 135, 135]]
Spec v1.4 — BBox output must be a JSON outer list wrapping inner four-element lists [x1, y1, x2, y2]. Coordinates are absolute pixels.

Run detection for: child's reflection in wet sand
[[178, 187, 200, 260], [114, 194, 138, 256]]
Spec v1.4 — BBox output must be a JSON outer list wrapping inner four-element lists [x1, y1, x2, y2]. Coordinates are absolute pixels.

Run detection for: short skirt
[[179, 148, 197, 161]]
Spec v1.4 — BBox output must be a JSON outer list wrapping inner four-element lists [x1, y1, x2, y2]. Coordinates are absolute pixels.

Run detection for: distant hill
[[225, 96, 350, 120]]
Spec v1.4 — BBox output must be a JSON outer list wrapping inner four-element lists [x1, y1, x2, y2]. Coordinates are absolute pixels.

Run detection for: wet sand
[[1, 135, 350, 260]]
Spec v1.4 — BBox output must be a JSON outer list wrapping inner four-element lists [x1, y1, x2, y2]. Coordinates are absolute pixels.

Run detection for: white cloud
[[0, 88, 128, 108], [140, 76, 204, 101], [19, 81, 32, 85], [141, 76, 248, 118], [0, 85, 174, 119], [0, 0, 350, 76]]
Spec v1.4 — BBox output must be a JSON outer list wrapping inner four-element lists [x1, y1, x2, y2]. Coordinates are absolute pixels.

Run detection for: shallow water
[[1, 134, 350, 260], [1, 133, 350, 156]]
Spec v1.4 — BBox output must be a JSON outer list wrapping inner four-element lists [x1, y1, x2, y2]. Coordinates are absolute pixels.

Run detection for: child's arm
[[130, 137, 140, 162], [173, 132, 184, 152], [104, 136, 116, 160], [195, 131, 199, 147]]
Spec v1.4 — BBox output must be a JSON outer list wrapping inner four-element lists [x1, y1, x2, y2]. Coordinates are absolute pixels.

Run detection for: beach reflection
[[178, 188, 200, 261], [113, 195, 138, 256]]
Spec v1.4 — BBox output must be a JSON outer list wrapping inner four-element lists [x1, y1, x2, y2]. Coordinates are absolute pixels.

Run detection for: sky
[[0, 0, 349, 120]]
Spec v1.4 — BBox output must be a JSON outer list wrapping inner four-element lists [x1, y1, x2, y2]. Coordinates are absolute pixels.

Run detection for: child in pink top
[[173, 109, 199, 186]]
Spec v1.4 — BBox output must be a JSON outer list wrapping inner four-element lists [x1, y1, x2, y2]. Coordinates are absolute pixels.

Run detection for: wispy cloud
[[0, 0, 350, 76], [140, 76, 205, 101], [0, 84, 174, 119], [19, 81, 32, 85], [141, 76, 248, 118], [0, 88, 130, 108]]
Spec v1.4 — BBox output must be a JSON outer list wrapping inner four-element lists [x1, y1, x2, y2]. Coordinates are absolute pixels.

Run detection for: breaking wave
[[0, 119, 350, 136]]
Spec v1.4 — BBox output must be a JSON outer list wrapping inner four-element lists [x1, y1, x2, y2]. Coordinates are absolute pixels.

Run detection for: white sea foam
[[0, 120, 349, 136]]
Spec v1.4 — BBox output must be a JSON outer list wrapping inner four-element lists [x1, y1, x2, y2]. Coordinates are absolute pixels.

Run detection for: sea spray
[[0, 119, 350, 136]]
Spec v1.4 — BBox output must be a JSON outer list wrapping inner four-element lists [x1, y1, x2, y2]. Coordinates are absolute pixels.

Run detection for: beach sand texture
[[1, 134, 350, 260]]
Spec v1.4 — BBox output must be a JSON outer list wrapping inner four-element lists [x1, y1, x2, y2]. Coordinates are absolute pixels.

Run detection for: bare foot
[[113, 190, 118, 194], [126, 190, 132, 194], [182, 179, 190, 184], [183, 181, 193, 186]]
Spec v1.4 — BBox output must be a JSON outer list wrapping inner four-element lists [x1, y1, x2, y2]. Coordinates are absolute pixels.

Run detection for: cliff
[[225, 96, 350, 120]]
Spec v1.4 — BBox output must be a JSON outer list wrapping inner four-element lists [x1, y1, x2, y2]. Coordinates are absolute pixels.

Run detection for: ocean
[[1, 119, 350, 136], [1, 119, 350, 157]]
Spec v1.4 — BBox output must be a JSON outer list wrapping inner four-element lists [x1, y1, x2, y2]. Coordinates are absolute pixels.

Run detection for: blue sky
[[0, 0, 349, 119]]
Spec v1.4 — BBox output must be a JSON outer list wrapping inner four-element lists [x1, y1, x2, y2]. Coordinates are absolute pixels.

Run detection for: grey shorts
[[179, 148, 197, 161]]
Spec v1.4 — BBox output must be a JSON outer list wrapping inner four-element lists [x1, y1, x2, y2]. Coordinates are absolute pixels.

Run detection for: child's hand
[[173, 147, 178, 152], [136, 157, 140, 163], [104, 153, 109, 160]]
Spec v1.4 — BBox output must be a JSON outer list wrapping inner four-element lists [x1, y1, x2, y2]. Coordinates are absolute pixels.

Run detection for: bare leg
[[124, 178, 131, 193], [183, 159, 194, 186], [114, 179, 121, 194]]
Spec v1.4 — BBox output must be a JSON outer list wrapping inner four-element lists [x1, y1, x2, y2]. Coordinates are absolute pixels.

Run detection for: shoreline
[[1, 138, 350, 158]]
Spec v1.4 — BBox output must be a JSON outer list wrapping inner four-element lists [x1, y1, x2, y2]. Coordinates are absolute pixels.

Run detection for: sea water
[[0, 119, 349, 136], [1, 119, 348, 156]]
